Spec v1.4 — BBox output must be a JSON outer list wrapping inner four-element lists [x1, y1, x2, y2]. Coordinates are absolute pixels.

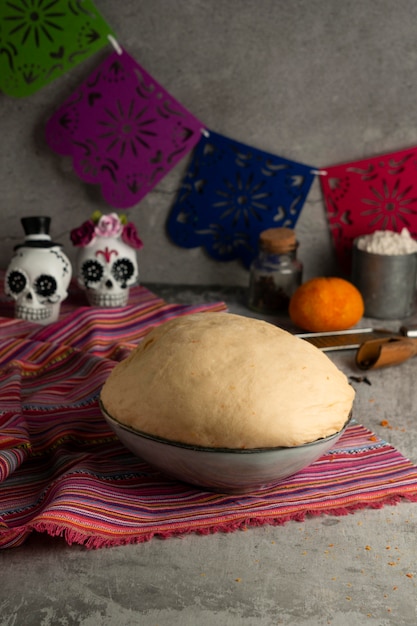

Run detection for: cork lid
[[259, 228, 297, 253]]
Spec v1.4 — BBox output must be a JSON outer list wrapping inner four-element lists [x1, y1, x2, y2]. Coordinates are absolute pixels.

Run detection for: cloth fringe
[[6, 492, 417, 550]]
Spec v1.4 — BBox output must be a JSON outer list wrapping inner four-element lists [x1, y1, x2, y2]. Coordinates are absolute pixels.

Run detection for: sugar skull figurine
[[5, 216, 72, 325], [70, 212, 143, 307]]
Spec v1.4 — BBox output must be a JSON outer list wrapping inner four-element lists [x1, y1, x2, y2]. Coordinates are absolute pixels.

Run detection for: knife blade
[[296, 325, 417, 352]]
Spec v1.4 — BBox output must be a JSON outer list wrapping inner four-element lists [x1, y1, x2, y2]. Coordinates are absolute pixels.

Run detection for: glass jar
[[248, 227, 303, 314]]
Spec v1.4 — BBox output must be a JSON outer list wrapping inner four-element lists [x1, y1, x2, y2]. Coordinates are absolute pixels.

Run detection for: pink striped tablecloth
[[1, 283, 417, 549]]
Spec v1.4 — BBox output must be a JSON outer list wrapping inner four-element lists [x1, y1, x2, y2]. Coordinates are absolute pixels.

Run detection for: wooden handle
[[355, 337, 417, 370]]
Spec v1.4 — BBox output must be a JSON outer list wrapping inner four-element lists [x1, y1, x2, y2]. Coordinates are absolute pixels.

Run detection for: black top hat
[[15, 216, 62, 249]]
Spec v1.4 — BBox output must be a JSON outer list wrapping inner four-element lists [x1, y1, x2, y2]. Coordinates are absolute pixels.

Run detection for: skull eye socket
[[34, 274, 57, 298], [112, 258, 135, 286], [7, 270, 27, 295], [81, 260, 104, 285]]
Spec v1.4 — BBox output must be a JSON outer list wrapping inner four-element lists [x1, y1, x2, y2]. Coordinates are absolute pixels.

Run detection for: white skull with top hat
[[70, 212, 143, 307], [4, 216, 72, 324]]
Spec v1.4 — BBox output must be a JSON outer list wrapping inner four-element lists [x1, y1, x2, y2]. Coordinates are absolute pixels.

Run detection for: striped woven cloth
[[1, 283, 417, 549]]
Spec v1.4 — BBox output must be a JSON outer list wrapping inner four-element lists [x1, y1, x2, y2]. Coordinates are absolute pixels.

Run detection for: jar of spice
[[248, 227, 303, 314]]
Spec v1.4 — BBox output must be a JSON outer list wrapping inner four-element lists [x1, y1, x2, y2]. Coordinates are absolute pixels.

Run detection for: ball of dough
[[100, 312, 354, 448]]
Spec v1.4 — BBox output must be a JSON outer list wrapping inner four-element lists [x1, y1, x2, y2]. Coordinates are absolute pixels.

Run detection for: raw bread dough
[[100, 312, 354, 448]]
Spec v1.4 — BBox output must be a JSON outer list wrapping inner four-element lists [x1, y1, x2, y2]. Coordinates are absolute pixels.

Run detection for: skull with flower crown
[[5, 216, 72, 325], [71, 212, 143, 307]]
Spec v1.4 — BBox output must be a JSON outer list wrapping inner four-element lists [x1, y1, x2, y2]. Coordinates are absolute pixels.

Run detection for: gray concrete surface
[[2, 0, 417, 285], [1, 285, 417, 626]]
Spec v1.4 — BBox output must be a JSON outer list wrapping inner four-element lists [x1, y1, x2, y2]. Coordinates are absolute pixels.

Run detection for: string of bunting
[[1, 1, 417, 270]]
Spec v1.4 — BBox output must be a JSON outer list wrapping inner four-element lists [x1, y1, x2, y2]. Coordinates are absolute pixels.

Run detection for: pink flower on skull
[[94, 213, 123, 238]]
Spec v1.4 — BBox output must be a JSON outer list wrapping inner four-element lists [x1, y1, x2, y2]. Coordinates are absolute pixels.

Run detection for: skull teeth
[[16, 305, 51, 320], [87, 291, 129, 307]]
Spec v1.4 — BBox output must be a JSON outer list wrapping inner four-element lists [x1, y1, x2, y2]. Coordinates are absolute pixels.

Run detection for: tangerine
[[289, 276, 364, 332]]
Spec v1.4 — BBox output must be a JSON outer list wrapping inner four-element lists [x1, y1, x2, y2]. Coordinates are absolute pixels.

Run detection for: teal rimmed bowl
[[100, 401, 351, 494]]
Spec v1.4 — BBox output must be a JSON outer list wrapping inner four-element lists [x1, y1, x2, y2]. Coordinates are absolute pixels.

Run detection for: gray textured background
[[2, 0, 417, 286]]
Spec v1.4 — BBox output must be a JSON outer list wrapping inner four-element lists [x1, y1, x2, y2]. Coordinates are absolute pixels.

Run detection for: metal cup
[[351, 241, 417, 319]]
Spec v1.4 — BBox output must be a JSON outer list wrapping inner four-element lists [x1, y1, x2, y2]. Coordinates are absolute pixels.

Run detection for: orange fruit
[[289, 277, 364, 332]]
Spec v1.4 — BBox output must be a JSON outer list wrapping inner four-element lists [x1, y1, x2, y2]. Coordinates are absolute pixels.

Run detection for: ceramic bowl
[[100, 401, 351, 494]]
